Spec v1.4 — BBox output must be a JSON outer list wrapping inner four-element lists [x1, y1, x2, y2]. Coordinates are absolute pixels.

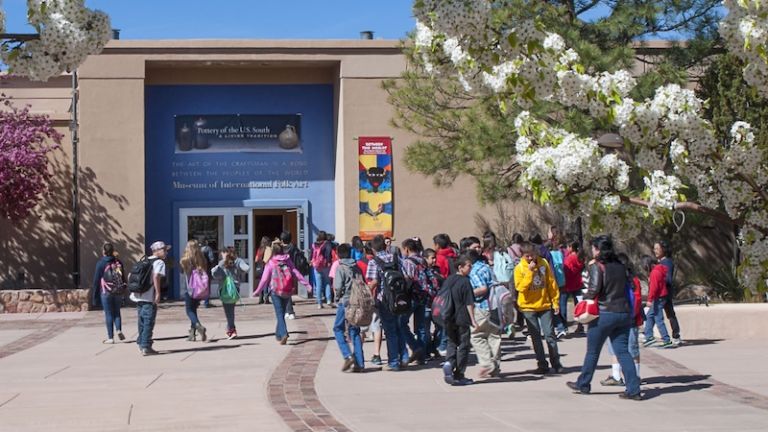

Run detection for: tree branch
[[620, 195, 740, 226]]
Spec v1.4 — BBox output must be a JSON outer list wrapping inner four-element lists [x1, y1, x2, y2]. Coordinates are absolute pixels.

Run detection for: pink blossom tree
[[0, 95, 63, 221]]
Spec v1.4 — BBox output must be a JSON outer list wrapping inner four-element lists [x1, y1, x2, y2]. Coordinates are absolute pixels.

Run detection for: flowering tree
[[0, 0, 112, 81], [410, 0, 768, 289], [0, 96, 63, 221]]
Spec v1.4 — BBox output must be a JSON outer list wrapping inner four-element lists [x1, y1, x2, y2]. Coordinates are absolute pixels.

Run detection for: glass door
[[179, 208, 254, 300]]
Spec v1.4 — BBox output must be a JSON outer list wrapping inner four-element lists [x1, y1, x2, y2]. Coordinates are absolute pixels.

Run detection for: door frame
[[173, 199, 311, 299]]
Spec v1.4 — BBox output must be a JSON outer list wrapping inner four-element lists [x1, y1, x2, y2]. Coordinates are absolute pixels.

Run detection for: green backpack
[[220, 274, 240, 304]]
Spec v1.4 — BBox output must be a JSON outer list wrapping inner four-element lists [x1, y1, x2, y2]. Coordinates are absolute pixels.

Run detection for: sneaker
[[442, 362, 454, 385], [342, 356, 355, 372], [533, 366, 550, 375], [371, 355, 383, 366], [638, 333, 647, 343], [384, 364, 400, 372], [408, 348, 424, 364], [556, 329, 567, 339], [279, 335, 289, 345], [141, 347, 158, 356], [196, 324, 207, 342], [351, 365, 364, 373], [287, 313, 296, 320], [618, 392, 643, 401], [117, 331, 125, 341], [600, 376, 625, 386], [317, 304, 324, 309], [658, 340, 674, 349], [103, 338, 114, 344], [671, 337, 683, 347], [437, 349, 447, 357], [551, 363, 564, 374], [228, 331, 238, 340], [566, 381, 590, 394], [642, 336, 657, 347], [453, 377, 474, 386]]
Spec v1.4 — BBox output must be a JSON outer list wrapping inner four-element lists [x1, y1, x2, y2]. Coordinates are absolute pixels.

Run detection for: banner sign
[[358, 136, 393, 239], [174, 114, 302, 154]]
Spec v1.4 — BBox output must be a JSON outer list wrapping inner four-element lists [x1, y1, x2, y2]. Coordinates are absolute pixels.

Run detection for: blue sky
[[2, 0, 417, 40]]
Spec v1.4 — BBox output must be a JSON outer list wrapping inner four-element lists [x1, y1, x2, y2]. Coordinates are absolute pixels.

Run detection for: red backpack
[[270, 261, 295, 298]]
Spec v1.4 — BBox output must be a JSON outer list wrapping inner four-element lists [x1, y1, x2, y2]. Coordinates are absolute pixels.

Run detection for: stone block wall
[[0, 289, 91, 313]]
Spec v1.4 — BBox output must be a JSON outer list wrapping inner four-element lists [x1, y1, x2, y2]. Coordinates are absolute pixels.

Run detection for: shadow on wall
[[0, 156, 144, 290]]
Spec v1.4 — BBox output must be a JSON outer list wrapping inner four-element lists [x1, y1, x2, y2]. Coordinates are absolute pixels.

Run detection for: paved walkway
[[0, 300, 766, 431]]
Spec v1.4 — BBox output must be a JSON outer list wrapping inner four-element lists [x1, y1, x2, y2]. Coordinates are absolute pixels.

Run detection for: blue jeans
[[522, 310, 561, 368], [100, 293, 122, 339], [313, 268, 331, 305], [576, 311, 640, 396], [333, 302, 364, 367], [223, 302, 236, 331], [379, 305, 405, 368], [136, 302, 157, 349], [272, 293, 290, 340], [644, 298, 670, 342], [184, 292, 201, 328], [400, 300, 428, 362], [556, 290, 580, 332]]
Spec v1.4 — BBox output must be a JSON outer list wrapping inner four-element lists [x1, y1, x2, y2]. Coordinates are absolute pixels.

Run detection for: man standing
[[466, 239, 502, 379], [654, 240, 682, 346], [131, 241, 168, 356]]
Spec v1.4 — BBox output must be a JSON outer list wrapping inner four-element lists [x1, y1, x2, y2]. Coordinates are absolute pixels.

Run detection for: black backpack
[[101, 260, 127, 296], [290, 246, 311, 276], [127, 256, 155, 294], [373, 255, 411, 315], [431, 282, 455, 328]]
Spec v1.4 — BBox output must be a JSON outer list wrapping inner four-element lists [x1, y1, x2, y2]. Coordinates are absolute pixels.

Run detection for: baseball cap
[[150, 241, 171, 252]]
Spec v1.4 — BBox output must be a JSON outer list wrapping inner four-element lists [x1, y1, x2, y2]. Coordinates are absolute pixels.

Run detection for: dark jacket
[[585, 260, 630, 313], [660, 257, 675, 296], [92, 255, 117, 298]]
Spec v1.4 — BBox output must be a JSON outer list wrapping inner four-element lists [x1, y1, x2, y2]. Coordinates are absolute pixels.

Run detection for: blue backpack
[[492, 250, 515, 283], [550, 250, 566, 288]]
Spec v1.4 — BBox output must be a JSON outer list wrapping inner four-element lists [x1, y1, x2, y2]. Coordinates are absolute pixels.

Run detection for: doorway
[[252, 208, 299, 246]]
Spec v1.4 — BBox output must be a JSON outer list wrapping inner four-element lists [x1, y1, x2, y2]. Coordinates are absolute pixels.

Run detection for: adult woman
[[212, 247, 250, 339], [180, 239, 208, 342], [254, 236, 272, 304], [255, 243, 311, 345], [566, 235, 641, 400], [92, 243, 125, 344]]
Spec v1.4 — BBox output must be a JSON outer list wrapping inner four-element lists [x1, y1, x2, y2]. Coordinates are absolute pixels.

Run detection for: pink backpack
[[188, 269, 210, 300], [270, 261, 295, 298], [311, 243, 329, 269]]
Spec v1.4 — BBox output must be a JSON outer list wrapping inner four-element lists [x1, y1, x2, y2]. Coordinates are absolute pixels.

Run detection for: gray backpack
[[345, 273, 375, 327]]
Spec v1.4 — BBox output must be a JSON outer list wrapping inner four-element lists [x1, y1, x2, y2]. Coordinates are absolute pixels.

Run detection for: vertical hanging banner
[[358, 136, 393, 239]]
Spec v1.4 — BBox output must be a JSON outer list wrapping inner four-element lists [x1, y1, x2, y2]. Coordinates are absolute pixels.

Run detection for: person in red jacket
[[642, 255, 672, 348], [556, 241, 585, 337], [433, 233, 457, 279]]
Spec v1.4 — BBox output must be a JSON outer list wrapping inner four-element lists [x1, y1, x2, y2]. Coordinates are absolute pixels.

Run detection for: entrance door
[[252, 208, 299, 248], [179, 208, 254, 299]]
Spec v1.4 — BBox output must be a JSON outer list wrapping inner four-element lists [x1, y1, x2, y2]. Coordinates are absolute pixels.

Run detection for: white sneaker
[[287, 313, 295, 320], [103, 338, 114, 344], [671, 337, 683, 346], [556, 329, 567, 339]]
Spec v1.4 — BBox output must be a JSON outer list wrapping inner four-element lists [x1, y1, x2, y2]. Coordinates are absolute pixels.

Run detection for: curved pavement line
[[643, 349, 768, 411], [266, 314, 352, 432], [0, 320, 80, 360]]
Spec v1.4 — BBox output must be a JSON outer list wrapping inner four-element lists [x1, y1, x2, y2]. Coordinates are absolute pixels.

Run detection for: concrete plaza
[[0, 300, 766, 431]]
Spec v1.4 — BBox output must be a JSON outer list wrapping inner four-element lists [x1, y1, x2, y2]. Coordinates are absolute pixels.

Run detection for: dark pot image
[[177, 123, 193, 151], [194, 117, 210, 149]]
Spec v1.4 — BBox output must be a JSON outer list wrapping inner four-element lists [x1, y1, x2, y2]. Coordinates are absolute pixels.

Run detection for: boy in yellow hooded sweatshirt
[[514, 241, 563, 374]]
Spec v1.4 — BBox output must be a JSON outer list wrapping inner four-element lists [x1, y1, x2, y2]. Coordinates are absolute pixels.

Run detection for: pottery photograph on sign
[[278, 124, 300, 149]]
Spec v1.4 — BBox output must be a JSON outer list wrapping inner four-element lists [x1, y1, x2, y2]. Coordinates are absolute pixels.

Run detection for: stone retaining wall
[[0, 289, 90, 313]]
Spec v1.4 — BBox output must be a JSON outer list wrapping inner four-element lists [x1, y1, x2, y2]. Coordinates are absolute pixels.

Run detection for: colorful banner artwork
[[358, 136, 393, 239]]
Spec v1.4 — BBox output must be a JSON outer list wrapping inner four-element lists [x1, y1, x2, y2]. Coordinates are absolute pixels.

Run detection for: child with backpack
[[255, 243, 311, 345], [333, 243, 371, 372], [312, 231, 334, 308], [93, 243, 126, 344], [438, 254, 478, 386], [556, 241, 584, 338], [424, 248, 447, 357], [212, 247, 250, 340], [180, 239, 209, 342]]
